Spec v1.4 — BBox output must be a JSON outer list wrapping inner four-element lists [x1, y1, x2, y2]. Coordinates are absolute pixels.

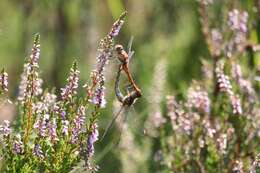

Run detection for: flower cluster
[[210, 28, 223, 56], [13, 135, 24, 154], [85, 123, 99, 170], [71, 106, 86, 144], [216, 60, 243, 115], [215, 61, 233, 94], [232, 63, 256, 102], [166, 96, 196, 135], [109, 12, 126, 38], [87, 123, 99, 158], [33, 144, 44, 159], [226, 9, 248, 57], [187, 83, 210, 114], [228, 9, 248, 35], [60, 61, 80, 101]]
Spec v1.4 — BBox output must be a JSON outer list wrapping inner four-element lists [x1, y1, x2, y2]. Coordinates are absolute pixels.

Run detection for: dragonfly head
[[115, 44, 124, 53]]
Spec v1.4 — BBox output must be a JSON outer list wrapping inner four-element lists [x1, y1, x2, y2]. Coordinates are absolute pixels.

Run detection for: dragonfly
[[101, 37, 142, 140]]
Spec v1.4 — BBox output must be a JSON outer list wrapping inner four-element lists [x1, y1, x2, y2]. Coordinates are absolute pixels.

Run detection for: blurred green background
[[0, 0, 257, 172]]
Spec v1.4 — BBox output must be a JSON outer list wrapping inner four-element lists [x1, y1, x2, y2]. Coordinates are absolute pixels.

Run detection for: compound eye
[[115, 44, 123, 52]]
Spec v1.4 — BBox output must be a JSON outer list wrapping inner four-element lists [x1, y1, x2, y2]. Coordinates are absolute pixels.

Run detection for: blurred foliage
[[0, 0, 259, 173]]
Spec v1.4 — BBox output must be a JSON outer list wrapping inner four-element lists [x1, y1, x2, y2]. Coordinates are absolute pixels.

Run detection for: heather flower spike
[[226, 9, 249, 57], [61, 61, 80, 101], [33, 144, 44, 159], [85, 123, 99, 169], [18, 33, 42, 102], [187, 83, 210, 114], [90, 11, 127, 108], [109, 11, 127, 38]]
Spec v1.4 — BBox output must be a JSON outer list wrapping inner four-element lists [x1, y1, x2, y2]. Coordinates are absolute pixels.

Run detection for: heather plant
[[0, 12, 127, 173], [148, 1, 260, 173]]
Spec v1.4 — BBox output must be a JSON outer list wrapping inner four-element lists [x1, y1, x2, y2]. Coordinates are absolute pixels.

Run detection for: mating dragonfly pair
[[101, 37, 142, 140]]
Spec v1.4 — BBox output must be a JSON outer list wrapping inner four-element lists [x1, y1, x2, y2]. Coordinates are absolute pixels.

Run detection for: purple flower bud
[[33, 144, 44, 159], [211, 29, 222, 56], [49, 118, 58, 142], [109, 12, 126, 38], [0, 120, 11, 137], [232, 63, 256, 102], [226, 9, 248, 56], [34, 114, 49, 137], [109, 19, 124, 38], [71, 106, 86, 144], [32, 102, 45, 113], [54, 104, 66, 119], [42, 92, 57, 109], [87, 123, 99, 157], [228, 9, 248, 33], [62, 120, 69, 136], [90, 86, 106, 108], [231, 95, 243, 115], [187, 85, 211, 114], [215, 61, 233, 95], [217, 74, 233, 94], [179, 115, 193, 135], [203, 119, 216, 138], [13, 135, 23, 154], [60, 110, 66, 119]]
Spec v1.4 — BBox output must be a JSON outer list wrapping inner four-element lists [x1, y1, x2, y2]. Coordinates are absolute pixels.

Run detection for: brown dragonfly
[[101, 37, 142, 140]]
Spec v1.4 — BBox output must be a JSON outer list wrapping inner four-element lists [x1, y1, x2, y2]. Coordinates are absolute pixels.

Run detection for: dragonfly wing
[[127, 105, 149, 137], [128, 51, 135, 61], [113, 106, 130, 146], [127, 36, 134, 54], [127, 36, 135, 61], [101, 106, 125, 141]]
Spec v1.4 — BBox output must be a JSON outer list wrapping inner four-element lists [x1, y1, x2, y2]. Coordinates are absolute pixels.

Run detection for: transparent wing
[[114, 106, 130, 146], [126, 104, 150, 137], [127, 36, 135, 60], [101, 106, 125, 141], [127, 36, 134, 53]]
